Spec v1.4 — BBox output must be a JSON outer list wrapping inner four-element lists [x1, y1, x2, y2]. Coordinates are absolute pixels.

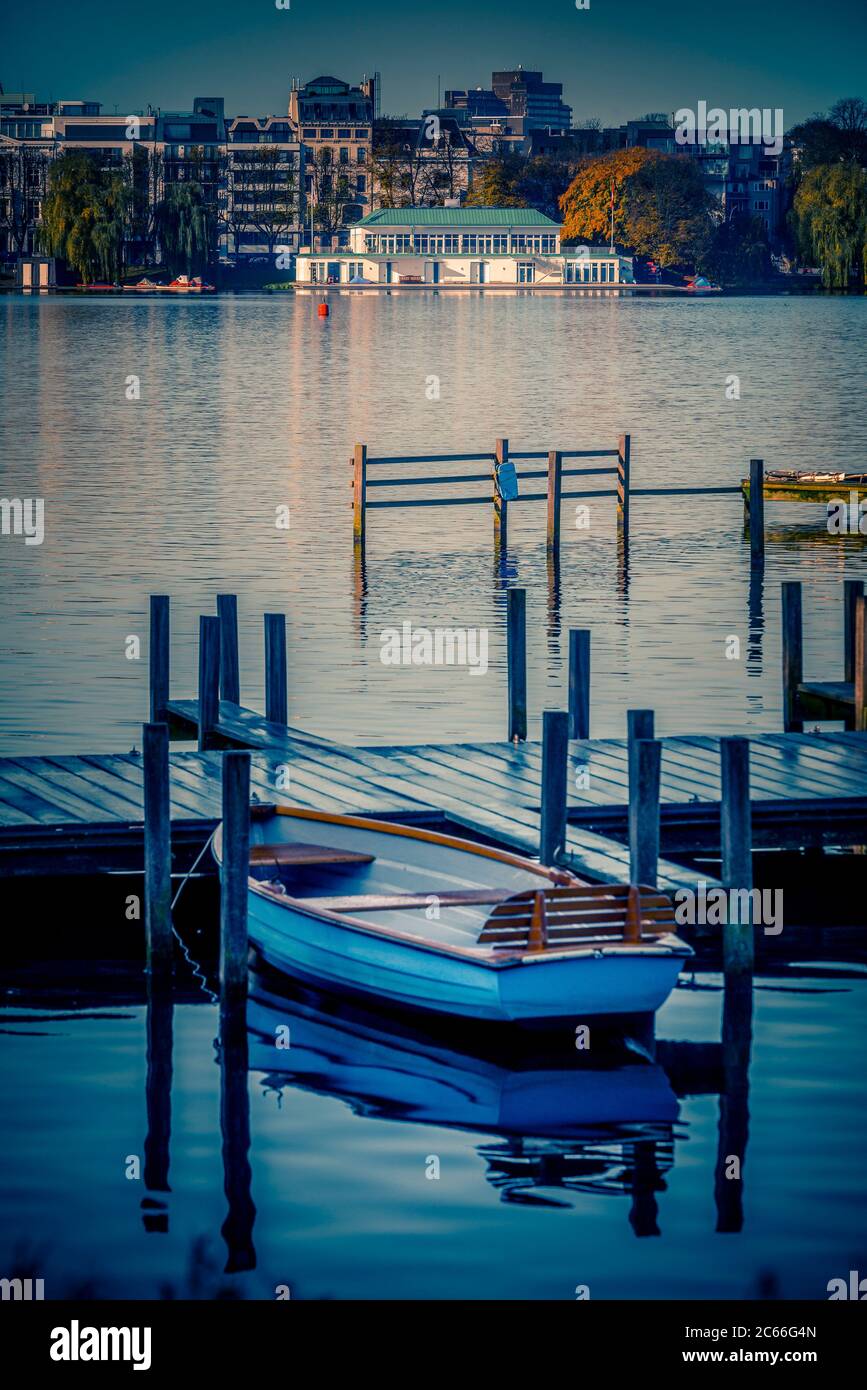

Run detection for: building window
[[339, 147, 349, 164], [354, 129, 369, 139], [338, 128, 351, 139], [356, 175, 366, 192], [356, 148, 366, 164], [319, 128, 333, 138], [303, 128, 316, 138]]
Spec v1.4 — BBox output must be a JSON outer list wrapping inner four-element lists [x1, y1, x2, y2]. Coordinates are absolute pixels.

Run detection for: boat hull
[[247, 887, 686, 1026]]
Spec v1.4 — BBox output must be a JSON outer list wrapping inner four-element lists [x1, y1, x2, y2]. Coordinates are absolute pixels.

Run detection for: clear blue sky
[[3, 0, 865, 127]]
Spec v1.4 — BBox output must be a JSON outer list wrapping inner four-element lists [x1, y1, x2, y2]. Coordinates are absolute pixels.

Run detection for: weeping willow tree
[[792, 163, 867, 287], [39, 151, 128, 283], [155, 180, 213, 275]]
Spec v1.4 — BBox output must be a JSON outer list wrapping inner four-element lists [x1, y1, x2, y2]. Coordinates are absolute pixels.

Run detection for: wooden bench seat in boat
[[295, 889, 509, 913], [250, 841, 376, 869], [478, 883, 677, 952]]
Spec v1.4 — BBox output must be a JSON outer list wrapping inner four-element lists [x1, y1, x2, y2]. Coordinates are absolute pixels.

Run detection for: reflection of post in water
[[616, 528, 630, 602], [629, 1139, 662, 1237], [546, 548, 561, 655], [747, 557, 765, 677], [142, 980, 173, 1234], [715, 737, 755, 1233], [219, 751, 256, 1274], [351, 538, 367, 641], [219, 1003, 257, 1273], [714, 975, 753, 1233]]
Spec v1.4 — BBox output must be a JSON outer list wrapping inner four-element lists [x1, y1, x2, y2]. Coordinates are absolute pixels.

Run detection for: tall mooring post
[[748, 459, 765, 568], [149, 595, 170, 724], [568, 629, 590, 740], [507, 587, 527, 743], [854, 594, 867, 733], [264, 613, 288, 726], [198, 615, 221, 751], [629, 736, 661, 887], [781, 581, 803, 732], [220, 750, 251, 1010], [720, 736, 754, 977], [217, 594, 240, 705], [143, 721, 172, 980], [617, 433, 631, 546], [539, 709, 569, 867], [546, 450, 563, 553], [352, 442, 367, 547], [493, 437, 509, 551]]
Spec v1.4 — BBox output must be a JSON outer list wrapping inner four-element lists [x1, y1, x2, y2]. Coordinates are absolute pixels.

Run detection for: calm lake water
[[1, 292, 866, 1302], [1, 292, 865, 754], [1, 967, 866, 1300]]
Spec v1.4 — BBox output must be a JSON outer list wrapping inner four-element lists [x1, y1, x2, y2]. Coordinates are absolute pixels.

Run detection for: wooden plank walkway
[[3, 701, 866, 888]]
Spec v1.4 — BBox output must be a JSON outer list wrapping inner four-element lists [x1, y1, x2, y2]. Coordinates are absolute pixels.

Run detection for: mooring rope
[[169, 828, 219, 1003]]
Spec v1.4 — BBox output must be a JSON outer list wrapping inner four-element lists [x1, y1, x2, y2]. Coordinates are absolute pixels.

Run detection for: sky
[[3, 0, 866, 128]]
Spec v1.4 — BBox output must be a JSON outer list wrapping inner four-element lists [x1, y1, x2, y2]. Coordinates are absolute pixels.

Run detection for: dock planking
[[3, 694, 866, 888]]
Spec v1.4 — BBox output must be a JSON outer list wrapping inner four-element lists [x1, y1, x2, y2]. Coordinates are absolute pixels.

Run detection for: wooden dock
[[2, 701, 866, 888]]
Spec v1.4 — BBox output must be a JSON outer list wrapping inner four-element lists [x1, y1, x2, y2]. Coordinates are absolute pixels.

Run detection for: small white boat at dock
[[213, 807, 691, 1027]]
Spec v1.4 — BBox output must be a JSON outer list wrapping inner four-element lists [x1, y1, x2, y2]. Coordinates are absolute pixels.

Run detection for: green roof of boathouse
[[355, 208, 560, 227]]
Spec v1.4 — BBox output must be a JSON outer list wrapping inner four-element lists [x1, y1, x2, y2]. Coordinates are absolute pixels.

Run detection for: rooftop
[[355, 208, 560, 228]]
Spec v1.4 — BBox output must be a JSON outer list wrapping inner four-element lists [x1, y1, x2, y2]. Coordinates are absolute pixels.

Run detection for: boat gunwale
[[213, 807, 691, 970]]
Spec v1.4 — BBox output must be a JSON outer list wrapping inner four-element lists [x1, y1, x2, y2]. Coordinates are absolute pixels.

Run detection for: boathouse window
[[492, 234, 508, 253], [443, 234, 459, 252]]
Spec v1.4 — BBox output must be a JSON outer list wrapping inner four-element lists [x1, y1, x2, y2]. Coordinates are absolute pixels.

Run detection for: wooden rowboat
[[213, 807, 691, 1026]]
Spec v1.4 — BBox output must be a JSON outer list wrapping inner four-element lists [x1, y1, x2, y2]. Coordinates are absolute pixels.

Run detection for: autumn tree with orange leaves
[[559, 147, 715, 269]]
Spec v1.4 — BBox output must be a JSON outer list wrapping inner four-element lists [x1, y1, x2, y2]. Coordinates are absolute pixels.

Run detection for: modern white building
[[294, 208, 634, 288]]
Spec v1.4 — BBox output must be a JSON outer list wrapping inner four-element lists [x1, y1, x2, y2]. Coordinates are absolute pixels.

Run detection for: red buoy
[[318, 302, 329, 317]]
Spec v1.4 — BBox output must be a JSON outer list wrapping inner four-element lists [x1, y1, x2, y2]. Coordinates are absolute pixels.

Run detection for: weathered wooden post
[[627, 708, 655, 797], [568, 629, 590, 740], [748, 459, 764, 567], [844, 580, 864, 683], [546, 450, 563, 553], [720, 736, 754, 977], [198, 615, 221, 751], [781, 581, 803, 732], [629, 737, 661, 888], [220, 750, 251, 1008], [493, 437, 509, 551], [539, 709, 569, 866], [149, 595, 170, 724], [217, 594, 240, 705], [264, 613, 288, 726], [143, 721, 172, 978], [855, 594, 867, 733], [617, 433, 631, 545], [352, 443, 367, 547], [507, 587, 527, 743]]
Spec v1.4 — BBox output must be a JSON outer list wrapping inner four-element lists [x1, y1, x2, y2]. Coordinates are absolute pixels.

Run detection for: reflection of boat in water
[[247, 976, 679, 1140], [215, 806, 691, 1027], [479, 1135, 674, 1211]]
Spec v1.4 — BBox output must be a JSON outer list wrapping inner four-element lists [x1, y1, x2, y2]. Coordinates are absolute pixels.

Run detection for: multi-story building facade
[[224, 115, 301, 255], [295, 207, 633, 287], [446, 68, 571, 132], [288, 75, 375, 232]]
